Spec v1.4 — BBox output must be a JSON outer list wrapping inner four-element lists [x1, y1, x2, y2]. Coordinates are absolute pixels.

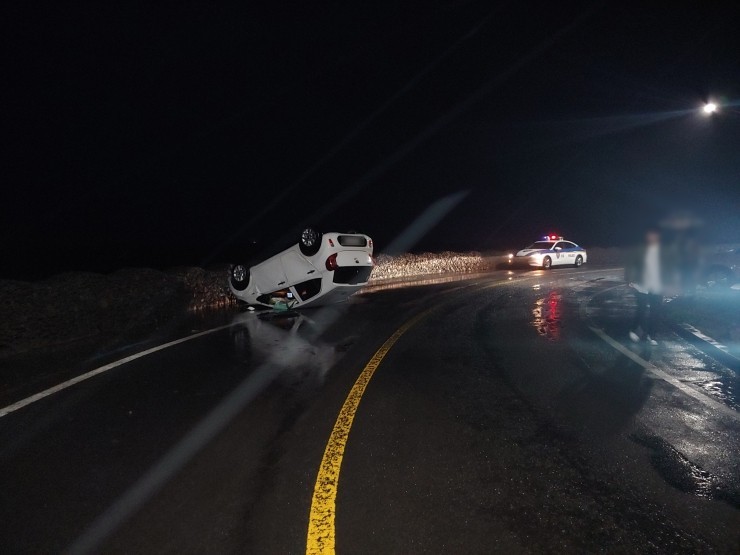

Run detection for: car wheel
[[230, 264, 251, 291], [543, 256, 552, 270], [299, 227, 322, 256], [705, 267, 731, 288], [575, 255, 583, 267]]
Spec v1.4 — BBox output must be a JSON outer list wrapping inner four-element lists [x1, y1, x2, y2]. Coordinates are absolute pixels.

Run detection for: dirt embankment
[[0, 267, 233, 358]]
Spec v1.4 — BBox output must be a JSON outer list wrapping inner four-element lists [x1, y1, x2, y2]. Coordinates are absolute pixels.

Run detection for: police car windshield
[[526, 241, 555, 249]]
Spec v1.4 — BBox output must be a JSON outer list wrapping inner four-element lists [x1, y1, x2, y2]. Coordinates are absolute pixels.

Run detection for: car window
[[561, 241, 576, 249], [526, 241, 554, 249], [294, 278, 322, 301]]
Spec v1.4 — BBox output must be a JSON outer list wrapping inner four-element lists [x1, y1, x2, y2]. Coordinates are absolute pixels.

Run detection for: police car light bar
[[543, 235, 563, 241]]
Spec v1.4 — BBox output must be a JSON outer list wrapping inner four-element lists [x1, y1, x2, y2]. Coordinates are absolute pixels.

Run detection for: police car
[[229, 228, 374, 308], [509, 235, 587, 269]]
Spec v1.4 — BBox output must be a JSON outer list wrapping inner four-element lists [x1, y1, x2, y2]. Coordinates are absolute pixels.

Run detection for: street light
[[702, 102, 718, 115]]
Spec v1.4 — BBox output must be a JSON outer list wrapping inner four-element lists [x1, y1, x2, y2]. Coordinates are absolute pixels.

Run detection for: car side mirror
[[554, 247, 562, 251]]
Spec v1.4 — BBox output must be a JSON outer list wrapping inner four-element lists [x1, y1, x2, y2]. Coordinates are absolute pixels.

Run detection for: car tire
[[543, 256, 552, 270], [299, 227, 322, 256], [230, 263, 251, 291], [575, 255, 583, 268], [705, 266, 731, 288]]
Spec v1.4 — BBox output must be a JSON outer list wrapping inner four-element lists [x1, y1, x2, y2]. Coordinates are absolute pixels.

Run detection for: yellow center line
[[305, 308, 431, 554], [305, 270, 614, 553]]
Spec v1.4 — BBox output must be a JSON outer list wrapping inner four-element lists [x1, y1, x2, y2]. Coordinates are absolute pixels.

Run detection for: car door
[[560, 241, 577, 264], [281, 249, 320, 287], [252, 256, 288, 294], [553, 242, 569, 265]]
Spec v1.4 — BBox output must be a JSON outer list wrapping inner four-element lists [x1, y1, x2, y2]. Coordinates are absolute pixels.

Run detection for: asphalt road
[[1, 267, 739, 553]]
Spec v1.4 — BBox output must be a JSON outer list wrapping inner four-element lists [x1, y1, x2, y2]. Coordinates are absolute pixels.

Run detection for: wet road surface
[[1, 267, 738, 553]]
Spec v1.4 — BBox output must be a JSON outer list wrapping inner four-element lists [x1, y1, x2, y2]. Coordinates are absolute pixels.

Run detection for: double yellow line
[[305, 309, 431, 554]]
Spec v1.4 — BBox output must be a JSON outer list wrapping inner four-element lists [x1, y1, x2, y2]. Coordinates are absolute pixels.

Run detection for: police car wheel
[[575, 255, 583, 267], [299, 227, 322, 256], [230, 264, 251, 291], [542, 256, 552, 270]]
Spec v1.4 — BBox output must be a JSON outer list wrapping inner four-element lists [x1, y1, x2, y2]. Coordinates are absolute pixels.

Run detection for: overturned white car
[[229, 228, 374, 308]]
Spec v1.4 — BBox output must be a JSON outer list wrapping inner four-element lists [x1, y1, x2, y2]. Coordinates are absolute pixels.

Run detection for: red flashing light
[[326, 253, 339, 271]]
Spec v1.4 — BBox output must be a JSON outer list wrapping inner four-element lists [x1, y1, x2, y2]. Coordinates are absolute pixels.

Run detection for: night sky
[[4, 1, 740, 279]]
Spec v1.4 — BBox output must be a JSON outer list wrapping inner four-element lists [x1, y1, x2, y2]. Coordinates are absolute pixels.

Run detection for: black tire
[[299, 227, 322, 256], [543, 256, 552, 270], [705, 266, 731, 288], [230, 263, 251, 291], [575, 255, 583, 268]]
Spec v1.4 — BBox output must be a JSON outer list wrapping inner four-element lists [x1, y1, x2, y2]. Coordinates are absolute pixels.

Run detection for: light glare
[[702, 102, 718, 115]]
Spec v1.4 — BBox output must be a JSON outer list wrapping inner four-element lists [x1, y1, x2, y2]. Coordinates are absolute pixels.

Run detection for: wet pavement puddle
[[630, 431, 740, 509]]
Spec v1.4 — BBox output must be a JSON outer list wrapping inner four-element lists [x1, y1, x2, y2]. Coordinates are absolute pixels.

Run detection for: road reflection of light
[[695, 380, 739, 412], [532, 291, 562, 340], [229, 311, 337, 386], [189, 296, 237, 313]]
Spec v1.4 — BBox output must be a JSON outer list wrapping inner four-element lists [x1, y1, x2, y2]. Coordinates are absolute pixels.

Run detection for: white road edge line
[[578, 283, 739, 422], [588, 325, 738, 421], [0, 323, 238, 419], [680, 322, 738, 360]]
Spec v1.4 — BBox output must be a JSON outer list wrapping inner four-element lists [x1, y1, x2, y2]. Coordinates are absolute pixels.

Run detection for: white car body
[[229, 231, 374, 308], [511, 237, 587, 269]]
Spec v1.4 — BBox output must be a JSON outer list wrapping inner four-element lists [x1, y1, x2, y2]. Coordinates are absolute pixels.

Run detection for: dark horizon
[[4, 1, 740, 280]]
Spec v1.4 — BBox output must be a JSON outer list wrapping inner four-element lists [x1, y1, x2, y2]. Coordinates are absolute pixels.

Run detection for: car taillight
[[326, 253, 339, 271]]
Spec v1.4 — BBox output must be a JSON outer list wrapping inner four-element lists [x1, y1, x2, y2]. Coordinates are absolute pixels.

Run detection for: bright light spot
[[703, 102, 718, 115], [369, 252, 487, 281]]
